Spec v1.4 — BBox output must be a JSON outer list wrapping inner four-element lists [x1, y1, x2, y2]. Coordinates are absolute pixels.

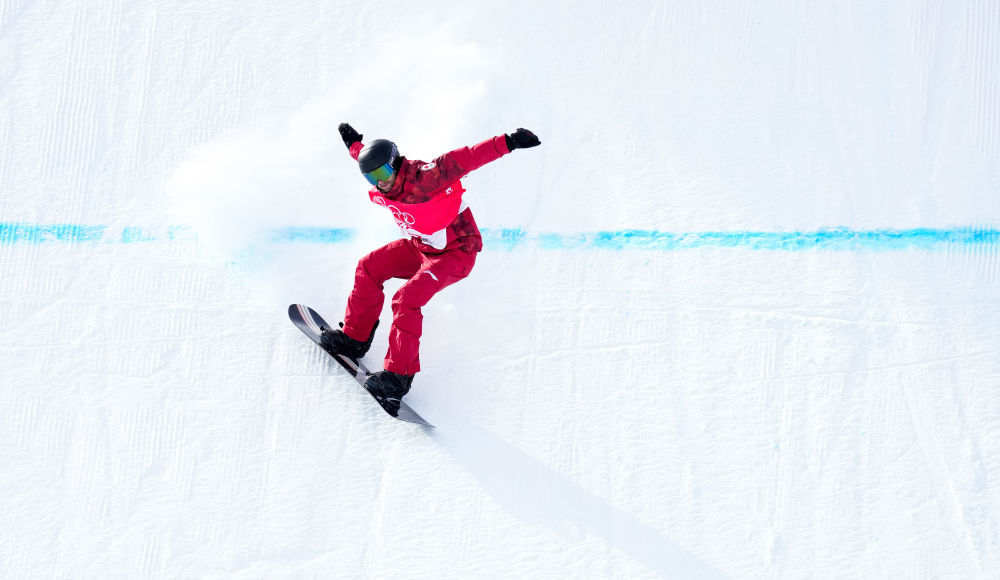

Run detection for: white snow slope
[[2, 1, 1000, 578]]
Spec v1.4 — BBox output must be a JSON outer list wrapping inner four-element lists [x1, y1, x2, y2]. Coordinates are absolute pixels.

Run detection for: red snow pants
[[342, 239, 477, 376]]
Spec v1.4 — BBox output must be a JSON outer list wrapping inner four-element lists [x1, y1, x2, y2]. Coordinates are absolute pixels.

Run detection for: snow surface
[[2, 1, 1000, 578]]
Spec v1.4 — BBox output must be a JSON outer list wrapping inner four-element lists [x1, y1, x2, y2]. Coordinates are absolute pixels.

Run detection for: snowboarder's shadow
[[431, 420, 726, 579]]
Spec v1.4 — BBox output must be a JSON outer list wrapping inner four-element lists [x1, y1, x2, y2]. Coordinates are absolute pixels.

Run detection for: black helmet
[[357, 139, 399, 174]]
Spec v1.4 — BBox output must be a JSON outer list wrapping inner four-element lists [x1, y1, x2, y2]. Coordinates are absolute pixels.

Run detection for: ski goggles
[[363, 162, 396, 186]]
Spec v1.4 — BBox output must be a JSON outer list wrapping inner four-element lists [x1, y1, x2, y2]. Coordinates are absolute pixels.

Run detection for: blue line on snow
[[0, 223, 107, 244], [499, 227, 1000, 251], [1, 222, 997, 251], [270, 227, 355, 244], [478, 227, 1000, 251]]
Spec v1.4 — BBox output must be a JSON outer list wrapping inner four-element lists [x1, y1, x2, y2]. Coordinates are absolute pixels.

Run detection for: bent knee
[[392, 281, 435, 311], [357, 252, 391, 284]]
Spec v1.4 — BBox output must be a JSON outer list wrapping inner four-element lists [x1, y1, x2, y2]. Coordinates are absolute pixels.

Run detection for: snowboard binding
[[319, 320, 379, 361]]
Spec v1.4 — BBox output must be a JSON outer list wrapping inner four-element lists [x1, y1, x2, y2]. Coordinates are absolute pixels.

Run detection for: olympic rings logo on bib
[[369, 180, 465, 238], [373, 196, 416, 231]]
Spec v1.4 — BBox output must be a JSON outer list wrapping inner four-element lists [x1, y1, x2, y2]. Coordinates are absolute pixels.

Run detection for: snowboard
[[287, 304, 433, 427]]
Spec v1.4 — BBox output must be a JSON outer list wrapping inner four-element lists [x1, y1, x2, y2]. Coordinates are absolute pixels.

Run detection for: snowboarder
[[322, 122, 541, 413]]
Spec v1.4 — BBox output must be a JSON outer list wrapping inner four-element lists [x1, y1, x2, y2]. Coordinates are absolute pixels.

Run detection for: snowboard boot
[[364, 370, 414, 416], [319, 320, 379, 360]]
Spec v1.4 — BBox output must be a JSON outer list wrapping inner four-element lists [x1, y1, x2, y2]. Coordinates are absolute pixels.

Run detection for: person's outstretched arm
[[436, 128, 542, 181], [338, 123, 365, 160]]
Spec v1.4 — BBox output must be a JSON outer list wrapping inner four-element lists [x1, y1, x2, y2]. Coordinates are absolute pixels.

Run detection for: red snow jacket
[[349, 135, 510, 254]]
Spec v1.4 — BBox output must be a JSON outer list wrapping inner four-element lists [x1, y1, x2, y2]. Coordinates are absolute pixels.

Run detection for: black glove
[[338, 123, 363, 149], [505, 128, 540, 151]]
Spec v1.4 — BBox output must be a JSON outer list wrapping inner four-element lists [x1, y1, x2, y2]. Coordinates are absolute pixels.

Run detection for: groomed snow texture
[[2, 2, 999, 578]]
